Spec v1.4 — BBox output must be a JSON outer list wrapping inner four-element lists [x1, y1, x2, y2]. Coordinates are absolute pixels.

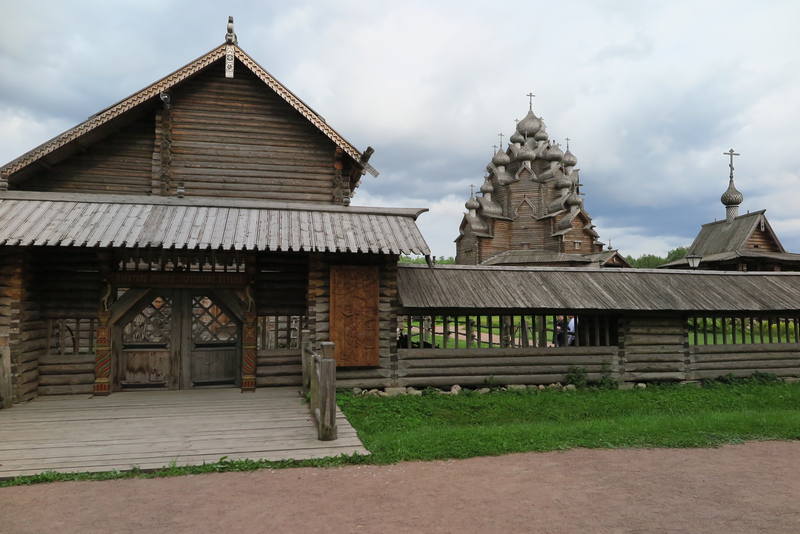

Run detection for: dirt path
[[2, 441, 799, 534]]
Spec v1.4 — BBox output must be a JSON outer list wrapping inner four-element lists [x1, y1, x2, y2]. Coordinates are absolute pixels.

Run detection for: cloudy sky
[[2, 1, 799, 258]]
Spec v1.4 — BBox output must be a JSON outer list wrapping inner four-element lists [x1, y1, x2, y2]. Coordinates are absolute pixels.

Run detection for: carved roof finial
[[225, 16, 238, 45], [565, 137, 571, 151], [526, 91, 536, 111], [498, 132, 504, 148]]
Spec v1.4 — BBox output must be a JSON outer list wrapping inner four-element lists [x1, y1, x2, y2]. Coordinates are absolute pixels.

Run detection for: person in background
[[567, 316, 576, 346]]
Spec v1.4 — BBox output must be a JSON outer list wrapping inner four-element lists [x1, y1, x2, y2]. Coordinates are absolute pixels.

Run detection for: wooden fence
[[397, 346, 619, 387], [301, 333, 337, 441]]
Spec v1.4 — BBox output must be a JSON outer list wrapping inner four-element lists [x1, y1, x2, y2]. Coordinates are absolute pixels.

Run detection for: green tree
[[625, 246, 688, 268]]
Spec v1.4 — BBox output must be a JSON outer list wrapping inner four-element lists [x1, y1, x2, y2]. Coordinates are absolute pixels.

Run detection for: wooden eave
[[1, 43, 375, 182]]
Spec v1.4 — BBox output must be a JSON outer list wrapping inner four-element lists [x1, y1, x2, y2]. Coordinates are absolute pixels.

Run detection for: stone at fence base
[[537, 385, 546, 390], [636, 383, 647, 389], [476, 388, 491, 394], [384, 387, 406, 397], [547, 383, 563, 390], [507, 384, 526, 391], [564, 384, 577, 391], [450, 384, 462, 395], [406, 387, 422, 396], [352, 387, 363, 396], [367, 389, 380, 396]]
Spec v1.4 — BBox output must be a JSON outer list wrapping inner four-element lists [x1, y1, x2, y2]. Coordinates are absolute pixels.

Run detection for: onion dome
[[516, 110, 542, 137], [554, 175, 572, 189], [465, 196, 480, 210], [515, 143, 537, 162], [544, 143, 564, 162], [491, 148, 511, 167], [534, 122, 549, 142], [480, 178, 494, 194], [565, 192, 581, 207], [494, 168, 515, 185], [721, 178, 743, 206], [510, 131, 525, 144], [562, 149, 578, 167]]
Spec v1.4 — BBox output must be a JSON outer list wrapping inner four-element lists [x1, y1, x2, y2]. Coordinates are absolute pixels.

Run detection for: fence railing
[[398, 313, 618, 349], [688, 315, 800, 345], [301, 330, 337, 441]]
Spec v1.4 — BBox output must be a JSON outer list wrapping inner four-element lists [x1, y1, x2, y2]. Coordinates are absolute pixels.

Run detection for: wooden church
[[661, 150, 800, 271], [454, 101, 628, 268], [0, 18, 429, 406]]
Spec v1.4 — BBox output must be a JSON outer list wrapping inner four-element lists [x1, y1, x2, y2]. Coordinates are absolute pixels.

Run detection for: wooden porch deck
[[0, 388, 368, 479]]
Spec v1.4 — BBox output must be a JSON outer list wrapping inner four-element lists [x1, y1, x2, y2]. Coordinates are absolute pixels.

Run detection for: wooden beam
[[109, 288, 150, 325]]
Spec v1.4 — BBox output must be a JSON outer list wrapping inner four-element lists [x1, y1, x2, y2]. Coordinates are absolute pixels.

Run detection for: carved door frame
[[110, 288, 245, 391]]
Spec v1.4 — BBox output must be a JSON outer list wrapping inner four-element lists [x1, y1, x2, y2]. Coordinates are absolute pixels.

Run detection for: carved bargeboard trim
[[2, 46, 227, 176], [2, 44, 365, 177]]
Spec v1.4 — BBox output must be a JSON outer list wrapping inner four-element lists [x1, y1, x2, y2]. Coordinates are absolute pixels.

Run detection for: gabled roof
[[1, 44, 374, 178], [688, 210, 783, 256], [480, 249, 629, 268]]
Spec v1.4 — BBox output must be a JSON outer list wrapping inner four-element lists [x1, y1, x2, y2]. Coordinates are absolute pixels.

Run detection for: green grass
[[337, 382, 800, 463], [3, 381, 799, 487]]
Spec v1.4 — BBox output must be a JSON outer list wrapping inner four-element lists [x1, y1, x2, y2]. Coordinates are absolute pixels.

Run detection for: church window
[[573, 241, 582, 249]]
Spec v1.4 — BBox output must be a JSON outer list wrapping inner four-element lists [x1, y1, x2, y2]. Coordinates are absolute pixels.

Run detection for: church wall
[[456, 233, 479, 265], [745, 227, 780, 252], [479, 220, 512, 260]]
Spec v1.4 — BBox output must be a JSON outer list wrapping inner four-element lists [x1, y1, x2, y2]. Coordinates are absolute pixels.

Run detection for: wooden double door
[[116, 289, 241, 389]]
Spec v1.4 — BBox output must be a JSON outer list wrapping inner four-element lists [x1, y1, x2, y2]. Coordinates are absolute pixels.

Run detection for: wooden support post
[[93, 310, 112, 396], [722, 317, 728, 344], [521, 316, 529, 347], [94, 253, 114, 396], [241, 309, 257, 392], [315, 342, 337, 441], [538, 315, 547, 348]]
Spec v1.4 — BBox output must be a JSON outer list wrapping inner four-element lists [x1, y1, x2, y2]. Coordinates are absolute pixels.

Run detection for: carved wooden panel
[[329, 265, 380, 367], [191, 296, 238, 344], [122, 296, 173, 346]]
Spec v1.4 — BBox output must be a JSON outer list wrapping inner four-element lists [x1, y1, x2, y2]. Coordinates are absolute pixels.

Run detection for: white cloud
[[2, 0, 799, 255]]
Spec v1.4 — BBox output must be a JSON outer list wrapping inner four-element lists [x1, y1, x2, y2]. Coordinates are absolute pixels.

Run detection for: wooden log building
[[454, 101, 629, 268], [0, 19, 429, 407], [661, 151, 800, 271]]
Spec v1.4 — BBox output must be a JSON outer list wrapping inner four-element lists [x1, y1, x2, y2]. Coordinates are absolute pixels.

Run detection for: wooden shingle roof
[[0, 192, 429, 254], [688, 210, 783, 256], [398, 264, 800, 313]]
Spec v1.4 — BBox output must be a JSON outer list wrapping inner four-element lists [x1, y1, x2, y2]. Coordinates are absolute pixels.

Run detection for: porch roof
[[0, 192, 430, 255], [397, 264, 800, 313]]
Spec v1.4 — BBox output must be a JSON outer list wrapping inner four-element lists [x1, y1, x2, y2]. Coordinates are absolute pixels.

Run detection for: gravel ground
[[2, 441, 799, 534]]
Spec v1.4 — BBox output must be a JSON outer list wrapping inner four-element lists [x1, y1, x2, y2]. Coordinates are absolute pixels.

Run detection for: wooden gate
[[116, 290, 241, 389]]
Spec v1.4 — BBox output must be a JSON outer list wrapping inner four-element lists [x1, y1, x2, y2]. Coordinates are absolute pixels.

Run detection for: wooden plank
[[0, 388, 367, 478], [329, 265, 380, 367]]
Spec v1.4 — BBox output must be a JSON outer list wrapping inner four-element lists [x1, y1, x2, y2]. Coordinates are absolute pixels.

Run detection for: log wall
[[0, 252, 13, 407], [690, 344, 800, 380], [20, 114, 156, 195], [305, 253, 397, 388], [169, 61, 339, 202], [620, 315, 688, 383], [1, 252, 46, 403], [30, 250, 100, 396], [397, 347, 619, 387]]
